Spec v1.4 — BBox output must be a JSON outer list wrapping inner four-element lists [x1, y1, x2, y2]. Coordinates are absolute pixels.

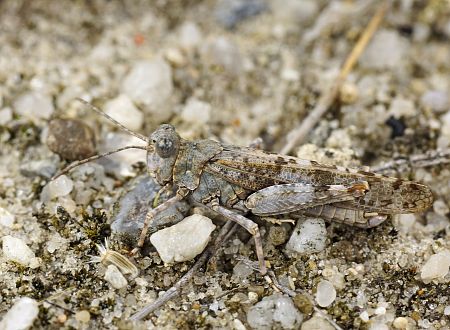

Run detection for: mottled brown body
[[149, 125, 433, 229]]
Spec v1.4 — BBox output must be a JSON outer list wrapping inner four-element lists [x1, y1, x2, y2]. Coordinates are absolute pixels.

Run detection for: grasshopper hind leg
[[207, 201, 267, 275]]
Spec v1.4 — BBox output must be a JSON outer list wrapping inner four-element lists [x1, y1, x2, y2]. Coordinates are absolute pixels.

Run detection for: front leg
[[131, 188, 189, 255], [206, 200, 267, 275]]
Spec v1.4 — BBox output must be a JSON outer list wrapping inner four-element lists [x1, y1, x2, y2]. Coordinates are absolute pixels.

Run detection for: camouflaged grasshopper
[[55, 99, 434, 275]]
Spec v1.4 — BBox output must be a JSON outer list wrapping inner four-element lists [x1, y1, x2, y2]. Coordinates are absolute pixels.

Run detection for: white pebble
[[179, 22, 203, 51], [315, 280, 336, 307], [286, 218, 327, 254], [397, 214, 416, 233], [104, 94, 144, 131], [121, 58, 173, 122], [301, 314, 334, 330], [2, 235, 35, 267], [388, 97, 416, 118], [0, 297, 39, 330], [420, 250, 450, 281], [247, 294, 303, 330], [420, 90, 449, 113], [13, 92, 54, 121], [75, 310, 91, 323], [40, 175, 74, 202], [433, 199, 449, 216], [359, 311, 369, 322], [104, 264, 128, 289], [0, 107, 13, 125], [360, 29, 409, 69], [375, 306, 386, 315], [0, 207, 15, 228], [444, 305, 450, 316], [392, 317, 408, 329], [369, 323, 389, 330], [180, 98, 211, 125], [150, 214, 216, 263]]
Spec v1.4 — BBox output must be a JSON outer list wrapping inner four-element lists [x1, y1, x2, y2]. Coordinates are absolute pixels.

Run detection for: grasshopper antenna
[[52, 145, 150, 180], [76, 98, 149, 143]]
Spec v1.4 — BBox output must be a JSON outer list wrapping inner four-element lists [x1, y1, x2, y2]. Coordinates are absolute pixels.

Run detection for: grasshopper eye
[[155, 137, 175, 158]]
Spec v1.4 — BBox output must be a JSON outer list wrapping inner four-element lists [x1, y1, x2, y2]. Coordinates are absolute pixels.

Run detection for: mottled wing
[[245, 182, 368, 216], [206, 145, 433, 214]]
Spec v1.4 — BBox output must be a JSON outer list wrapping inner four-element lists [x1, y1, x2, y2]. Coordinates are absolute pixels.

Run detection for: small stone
[[369, 323, 389, 330], [180, 98, 211, 125], [0, 207, 15, 228], [2, 235, 35, 267], [359, 311, 370, 322], [388, 97, 416, 118], [201, 37, 243, 76], [233, 319, 246, 330], [179, 22, 203, 51], [360, 29, 409, 69], [397, 214, 416, 233], [375, 306, 386, 315], [104, 94, 143, 131], [0, 107, 13, 125], [285, 218, 327, 254], [420, 90, 449, 113], [392, 317, 408, 329], [75, 310, 91, 323], [13, 92, 54, 121], [150, 214, 216, 263], [0, 297, 39, 330], [420, 250, 450, 281], [121, 58, 173, 122], [301, 314, 335, 330], [233, 261, 254, 279], [247, 294, 303, 330], [433, 199, 449, 216], [268, 225, 289, 246], [315, 280, 336, 307], [46, 118, 96, 161], [40, 175, 74, 202], [104, 264, 128, 289], [444, 306, 450, 316], [339, 82, 359, 104], [20, 159, 57, 179], [215, 0, 267, 29]]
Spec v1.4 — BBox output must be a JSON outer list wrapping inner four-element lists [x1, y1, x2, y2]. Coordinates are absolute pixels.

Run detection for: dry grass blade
[[281, 1, 389, 155]]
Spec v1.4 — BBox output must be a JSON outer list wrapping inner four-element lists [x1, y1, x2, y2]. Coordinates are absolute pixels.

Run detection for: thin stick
[[51, 145, 148, 180], [280, 1, 389, 155], [76, 98, 149, 143], [129, 221, 237, 322], [373, 148, 450, 173]]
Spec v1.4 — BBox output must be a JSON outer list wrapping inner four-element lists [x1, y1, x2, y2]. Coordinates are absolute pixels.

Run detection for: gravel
[[0, 297, 39, 330], [285, 218, 327, 254], [2, 235, 36, 267]]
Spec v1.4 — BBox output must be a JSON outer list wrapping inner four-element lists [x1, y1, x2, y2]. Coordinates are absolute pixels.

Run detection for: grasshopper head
[[147, 124, 181, 184]]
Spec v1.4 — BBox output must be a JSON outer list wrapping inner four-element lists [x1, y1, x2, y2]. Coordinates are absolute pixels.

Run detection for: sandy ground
[[1, 1, 450, 329]]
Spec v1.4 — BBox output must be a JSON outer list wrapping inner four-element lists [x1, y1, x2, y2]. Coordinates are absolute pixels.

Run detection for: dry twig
[[281, 1, 389, 155], [129, 221, 237, 321]]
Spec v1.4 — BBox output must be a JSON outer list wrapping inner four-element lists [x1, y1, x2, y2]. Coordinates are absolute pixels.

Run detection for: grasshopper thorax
[[147, 124, 181, 185]]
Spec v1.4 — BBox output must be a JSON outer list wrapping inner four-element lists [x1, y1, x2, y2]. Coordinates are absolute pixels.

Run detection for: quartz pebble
[[247, 294, 303, 330], [74, 310, 91, 323], [104, 94, 143, 131], [2, 235, 35, 267], [179, 22, 202, 51], [301, 314, 334, 330], [40, 175, 74, 202], [20, 159, 57, 179], [392, 317, 408, 329], [444, 306, 450, 316], [360, 30, 409, 69], [180, 98, 211, 125], [0, 207, 15, 227], [285, 218, 327, 254], [0, 297, 39, 330], [150, 214, 216, 263], [104, 264, 128, 289], [420, 250, 450, 281], [46, 118, 96, 161], [315, 280, 336, 307], [0, 107, 13, 125], [420, 90, 449, 113], [13, 92, 54, 121], [121, 58, 173, 122]]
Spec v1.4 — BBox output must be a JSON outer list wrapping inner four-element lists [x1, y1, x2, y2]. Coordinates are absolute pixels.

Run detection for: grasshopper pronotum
[[54, 99, 433, 276]]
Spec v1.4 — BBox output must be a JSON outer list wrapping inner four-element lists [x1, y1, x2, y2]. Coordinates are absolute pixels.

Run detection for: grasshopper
[[55, 99, 434, 275]]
